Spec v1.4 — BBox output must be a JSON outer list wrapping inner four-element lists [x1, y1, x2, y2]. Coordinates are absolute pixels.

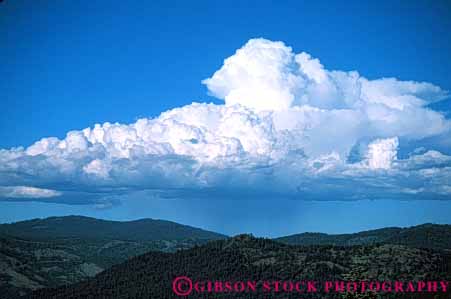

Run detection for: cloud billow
[[1, 38, 450, 204]]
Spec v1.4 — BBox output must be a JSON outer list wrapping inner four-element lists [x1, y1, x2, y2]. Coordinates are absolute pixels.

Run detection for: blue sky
[[1, 0, 450, 235], [2, 0, 451, 149]]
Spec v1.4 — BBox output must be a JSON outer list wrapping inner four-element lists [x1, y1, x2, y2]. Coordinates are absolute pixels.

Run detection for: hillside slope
[[276, 224, 451, 250], [0, 215, 226, 241], [29, 235, 451, 299], [0, 216, 226, 297]]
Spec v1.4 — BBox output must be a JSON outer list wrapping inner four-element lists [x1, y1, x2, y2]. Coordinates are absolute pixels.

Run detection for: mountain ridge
[[1, 217, 451, 297], [276, 223, 451, 250], [29, 234, 451, 299], [0, 216, 227, 297], [0, 215, 227, 241]]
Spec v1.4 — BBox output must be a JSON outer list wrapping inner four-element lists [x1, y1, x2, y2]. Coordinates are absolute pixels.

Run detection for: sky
[[1, 0, 451, 236]]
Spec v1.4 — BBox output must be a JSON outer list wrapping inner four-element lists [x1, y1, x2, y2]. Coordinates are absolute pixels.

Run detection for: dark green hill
[[276, 224, 451, 250], [2, 219, 451, 298], [0, 216, 226, 297], [29, 235, 451, 299], [0, 215, 226, 241]]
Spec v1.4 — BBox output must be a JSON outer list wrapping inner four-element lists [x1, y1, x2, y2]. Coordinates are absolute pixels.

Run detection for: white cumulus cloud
[[0, 38, 450, 204], [365, 137, 399, 170]]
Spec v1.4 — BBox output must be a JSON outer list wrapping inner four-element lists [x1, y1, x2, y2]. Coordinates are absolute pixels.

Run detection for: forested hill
[[0, 216, 226, 297], [29, 235, 451, 299], [276, 223, 451, 250], [0, 215, 226, 241], [2, 217, 449, 249], [2, 219, 451, 298]]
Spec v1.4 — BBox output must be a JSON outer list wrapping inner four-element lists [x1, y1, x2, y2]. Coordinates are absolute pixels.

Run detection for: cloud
[[0, 186, 61, 199], [0, 38, 450, 205], [365, 137, 399, 170]]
